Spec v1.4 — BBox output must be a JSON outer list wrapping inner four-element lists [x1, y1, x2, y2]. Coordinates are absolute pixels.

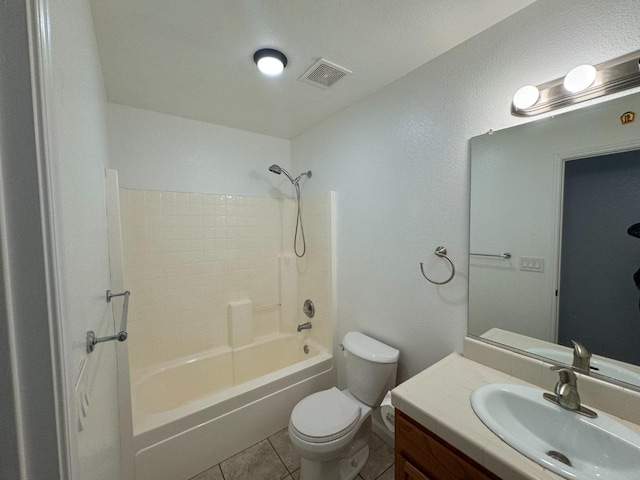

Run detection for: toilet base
[[340, 445, 369, 480], [297, 416, 371, 480], [299, 445, 369, 480]]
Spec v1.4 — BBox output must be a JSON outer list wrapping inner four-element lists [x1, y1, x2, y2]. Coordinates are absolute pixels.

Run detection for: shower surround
[[117, 187, 335, 479], [119, 187, 333, 372], [121, 190, 274, 369]]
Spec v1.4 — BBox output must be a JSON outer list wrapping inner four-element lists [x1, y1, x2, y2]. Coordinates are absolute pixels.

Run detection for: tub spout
[[297, 322, 312, 332]]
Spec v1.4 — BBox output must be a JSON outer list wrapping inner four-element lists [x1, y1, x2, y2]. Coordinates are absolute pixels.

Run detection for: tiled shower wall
[[119, 188, 332, 374], [296, 194, 333, 351], [120, 189, 286, 372]]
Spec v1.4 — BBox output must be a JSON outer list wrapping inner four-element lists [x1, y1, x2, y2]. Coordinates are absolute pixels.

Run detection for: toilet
[[289, 332, 399, 480]]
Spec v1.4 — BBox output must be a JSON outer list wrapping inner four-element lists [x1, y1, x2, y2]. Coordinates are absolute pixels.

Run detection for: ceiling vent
[[299, 58, 352, 89]]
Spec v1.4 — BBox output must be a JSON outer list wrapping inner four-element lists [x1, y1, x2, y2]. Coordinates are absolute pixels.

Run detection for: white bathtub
[[131, 333, 334, 480]]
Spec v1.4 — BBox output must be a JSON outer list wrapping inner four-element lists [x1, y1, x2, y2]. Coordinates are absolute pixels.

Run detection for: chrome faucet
[[297, 321, 312, 332], [571, 340, 591, 372], [543, 366, 597, 418]]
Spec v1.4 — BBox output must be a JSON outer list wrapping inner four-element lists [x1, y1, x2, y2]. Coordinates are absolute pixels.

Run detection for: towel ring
[[420, 246, 455, 285]]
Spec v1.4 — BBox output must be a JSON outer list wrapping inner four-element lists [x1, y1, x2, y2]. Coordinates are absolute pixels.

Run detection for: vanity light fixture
[[254, 48, 288, 77], [511, 49, 640, 117]]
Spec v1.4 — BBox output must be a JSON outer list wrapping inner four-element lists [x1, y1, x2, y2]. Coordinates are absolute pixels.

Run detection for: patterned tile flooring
[[190, 428, 394, 480]]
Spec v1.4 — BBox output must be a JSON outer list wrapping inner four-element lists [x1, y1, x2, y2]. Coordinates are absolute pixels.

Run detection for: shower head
[[628, 223, 640, 239], [269, 164, 295, 183], [268, 164, 311, 185]]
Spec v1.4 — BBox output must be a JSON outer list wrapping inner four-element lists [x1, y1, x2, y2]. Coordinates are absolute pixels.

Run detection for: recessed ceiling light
[[563, 64, 597, 93], [253, 48, 287, 77]]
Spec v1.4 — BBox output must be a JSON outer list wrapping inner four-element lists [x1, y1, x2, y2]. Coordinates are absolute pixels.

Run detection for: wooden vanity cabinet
[[395, 410, 501, 480]]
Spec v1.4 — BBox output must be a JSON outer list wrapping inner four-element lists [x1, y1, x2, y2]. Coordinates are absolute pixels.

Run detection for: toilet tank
[[343, 332, 399, 407]]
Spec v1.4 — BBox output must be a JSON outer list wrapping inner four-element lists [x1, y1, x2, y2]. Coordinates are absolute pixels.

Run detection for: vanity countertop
[[391, 352, 640, 480]]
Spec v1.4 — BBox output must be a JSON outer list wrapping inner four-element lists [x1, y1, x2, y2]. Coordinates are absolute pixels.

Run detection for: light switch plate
[[520, 257, 544, 272]]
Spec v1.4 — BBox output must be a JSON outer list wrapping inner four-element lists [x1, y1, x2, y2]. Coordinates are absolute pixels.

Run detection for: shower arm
[[293, 171, 312, 184]]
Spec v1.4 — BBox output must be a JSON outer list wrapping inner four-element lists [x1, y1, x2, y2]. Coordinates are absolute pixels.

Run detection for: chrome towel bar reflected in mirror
[[470, 252, 512, 259]]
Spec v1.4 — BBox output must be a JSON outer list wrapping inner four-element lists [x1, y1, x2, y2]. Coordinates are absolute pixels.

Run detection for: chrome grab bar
[[470, 252, 512, 259], [86, 290, 130, 353]]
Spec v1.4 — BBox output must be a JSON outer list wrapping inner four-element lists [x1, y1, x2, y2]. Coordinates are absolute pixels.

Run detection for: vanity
[[395, 409, 498, 480], [391, 338, 640, 480]]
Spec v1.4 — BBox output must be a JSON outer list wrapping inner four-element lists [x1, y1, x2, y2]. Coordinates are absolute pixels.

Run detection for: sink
[[471, 383, 640, 480], [525, 346, 640, 388]]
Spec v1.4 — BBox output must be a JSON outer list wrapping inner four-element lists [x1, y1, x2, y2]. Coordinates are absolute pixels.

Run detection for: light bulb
[[512, 85, 540, 110], [257, 57, 284, 76], [563, 64, 597, 93], [254, 49, 287, 77]]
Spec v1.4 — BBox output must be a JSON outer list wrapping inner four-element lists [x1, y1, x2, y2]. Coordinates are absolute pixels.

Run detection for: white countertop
[[391, 352, 640, 480]]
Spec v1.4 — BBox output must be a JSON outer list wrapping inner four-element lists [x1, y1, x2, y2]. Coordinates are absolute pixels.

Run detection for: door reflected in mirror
[[558, 151, 640, 366]]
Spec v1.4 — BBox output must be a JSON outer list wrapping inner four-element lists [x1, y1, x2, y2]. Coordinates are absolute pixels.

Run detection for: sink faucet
[[297, 321, 312, 332], [543, 366, 597, 418], [571, 340, 591, 372]]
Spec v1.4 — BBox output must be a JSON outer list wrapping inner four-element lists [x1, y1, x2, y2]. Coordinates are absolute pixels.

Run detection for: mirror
[[469, 92, 640, 389]]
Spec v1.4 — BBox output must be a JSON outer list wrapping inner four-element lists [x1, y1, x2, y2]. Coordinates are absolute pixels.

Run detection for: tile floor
[[190, 428, 394, 480]]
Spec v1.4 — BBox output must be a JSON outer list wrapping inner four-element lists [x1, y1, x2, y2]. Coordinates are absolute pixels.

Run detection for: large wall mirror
[[469, 92, 640, 389]]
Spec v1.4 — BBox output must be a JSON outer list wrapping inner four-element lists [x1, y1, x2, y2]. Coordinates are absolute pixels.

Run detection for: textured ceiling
[[89, 0, 537, 139]]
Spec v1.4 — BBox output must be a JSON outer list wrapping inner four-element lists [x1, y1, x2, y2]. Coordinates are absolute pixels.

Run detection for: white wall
[[290, 0, 640, 382], [106, 103, 291, 197], [44, 0, 122, 478]]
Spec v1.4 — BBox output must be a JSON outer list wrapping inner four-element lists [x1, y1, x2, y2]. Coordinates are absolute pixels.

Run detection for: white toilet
[[288, 332, 399, 480]]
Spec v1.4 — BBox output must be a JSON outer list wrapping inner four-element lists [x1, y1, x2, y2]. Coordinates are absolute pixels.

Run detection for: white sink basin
[[525, 347, 640, 388], [471, 383, 640, 480]]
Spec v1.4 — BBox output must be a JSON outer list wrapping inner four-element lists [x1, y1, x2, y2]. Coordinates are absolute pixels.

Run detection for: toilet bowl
[[289, 332, 399, 480], [289, 388, 372, 480]]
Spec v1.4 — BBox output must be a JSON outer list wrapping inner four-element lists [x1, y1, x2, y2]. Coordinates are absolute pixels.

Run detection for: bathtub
[[131, 333, 334, 480]]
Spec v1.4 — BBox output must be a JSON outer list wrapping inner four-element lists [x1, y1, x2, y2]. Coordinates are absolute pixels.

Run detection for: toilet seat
[[290, 387, 361, 443]]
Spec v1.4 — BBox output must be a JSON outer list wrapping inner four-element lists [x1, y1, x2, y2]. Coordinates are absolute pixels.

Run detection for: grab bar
[[86, 290, 130, 353], [470, 252, 512, 259]]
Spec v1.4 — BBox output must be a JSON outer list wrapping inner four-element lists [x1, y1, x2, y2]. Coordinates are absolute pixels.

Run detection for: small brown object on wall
[[620, 111, 635, 125]]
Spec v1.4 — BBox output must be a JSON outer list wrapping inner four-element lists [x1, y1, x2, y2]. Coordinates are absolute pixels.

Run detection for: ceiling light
[[254, 48, 287, 77], [563, 64, 597, 93], [512, 85, 540, 110]]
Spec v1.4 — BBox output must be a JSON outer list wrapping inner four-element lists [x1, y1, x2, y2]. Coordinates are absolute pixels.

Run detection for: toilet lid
[[290, 387, 360, 442]]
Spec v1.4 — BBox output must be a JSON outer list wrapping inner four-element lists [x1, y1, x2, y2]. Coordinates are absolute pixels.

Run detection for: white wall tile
[[122, 188, 332, 373]]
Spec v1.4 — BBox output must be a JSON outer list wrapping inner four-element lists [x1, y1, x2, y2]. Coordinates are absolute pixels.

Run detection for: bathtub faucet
[[297, 322, 312, 332]]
